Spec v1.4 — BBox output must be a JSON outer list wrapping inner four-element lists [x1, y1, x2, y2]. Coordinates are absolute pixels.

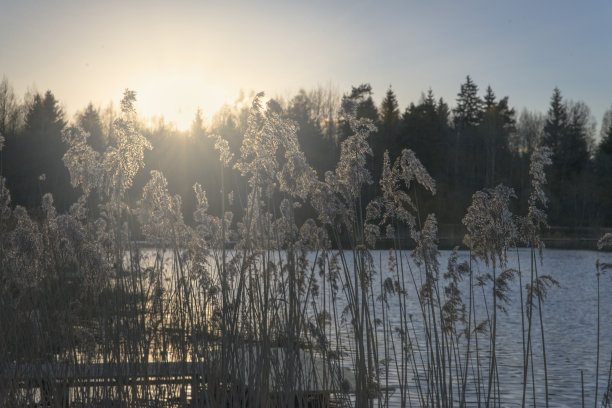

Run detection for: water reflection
[[12, 248, 611, 407]]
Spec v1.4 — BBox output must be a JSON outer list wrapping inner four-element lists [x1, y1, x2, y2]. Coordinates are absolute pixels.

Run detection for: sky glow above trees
[[1, 0, 611, 131]]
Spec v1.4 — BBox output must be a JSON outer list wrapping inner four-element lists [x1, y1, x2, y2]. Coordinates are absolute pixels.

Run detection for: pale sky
[[1, 0, 611, 132]]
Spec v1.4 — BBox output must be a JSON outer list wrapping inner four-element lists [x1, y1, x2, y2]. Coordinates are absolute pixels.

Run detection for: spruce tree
[[7, 91, 73, 211], [542, 88, 593, 225], [288, 89, 332, 176], [398, 89, 455, 222], [339, 84, 379, 141], [452, 76, 484, 197], [595, 125, 612, 222], [484, 85, 496, 110], [379, 87, 399, 137], [77, 103, 106, 153], [453, 75, 483, 130], [190, 108, 207, 140], [542, 88, 568, 163], [542, 89, 589, 179], [377, 86, 400, 161], [480, 87, 515, 186]]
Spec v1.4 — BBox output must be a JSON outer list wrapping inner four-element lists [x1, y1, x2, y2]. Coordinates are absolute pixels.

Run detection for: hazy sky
[[1, 0, 611, 132]]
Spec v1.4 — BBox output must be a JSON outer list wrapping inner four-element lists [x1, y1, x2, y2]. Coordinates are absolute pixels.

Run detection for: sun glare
[[134, 72, 233, 131]]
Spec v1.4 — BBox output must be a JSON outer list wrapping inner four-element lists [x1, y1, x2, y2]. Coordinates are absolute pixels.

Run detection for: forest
[[1, 75, 612, 235]]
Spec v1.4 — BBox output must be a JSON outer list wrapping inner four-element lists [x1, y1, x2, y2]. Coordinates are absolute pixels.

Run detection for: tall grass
[[0, 91, 608, 407]]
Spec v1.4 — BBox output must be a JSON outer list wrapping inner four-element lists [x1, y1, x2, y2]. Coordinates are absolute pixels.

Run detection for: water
[[131, 247, 612, 406], [321, 248, 612, 407]]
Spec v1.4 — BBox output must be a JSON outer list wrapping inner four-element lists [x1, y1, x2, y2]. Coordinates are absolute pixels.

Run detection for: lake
[[114, 246, 612, 407], [319, 248, 612, 407]]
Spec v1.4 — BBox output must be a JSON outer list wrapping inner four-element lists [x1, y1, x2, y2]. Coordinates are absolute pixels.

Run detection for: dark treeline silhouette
[[1, 75, 611, 230]]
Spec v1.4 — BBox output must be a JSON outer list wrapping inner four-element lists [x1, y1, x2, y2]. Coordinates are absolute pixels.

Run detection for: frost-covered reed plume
[[0, 89, 585, 408], [515, 146, 558, 408], [463, 183, 517, 407]]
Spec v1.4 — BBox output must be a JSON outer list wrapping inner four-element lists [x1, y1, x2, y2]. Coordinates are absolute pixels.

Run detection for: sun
[[134, 71, 233, 131]]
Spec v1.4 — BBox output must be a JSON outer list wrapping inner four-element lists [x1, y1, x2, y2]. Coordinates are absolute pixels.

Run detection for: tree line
[[1, 75, 611, 230]]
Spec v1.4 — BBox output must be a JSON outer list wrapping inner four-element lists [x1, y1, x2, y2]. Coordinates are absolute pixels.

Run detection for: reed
[[0, 91, 608, 407]]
